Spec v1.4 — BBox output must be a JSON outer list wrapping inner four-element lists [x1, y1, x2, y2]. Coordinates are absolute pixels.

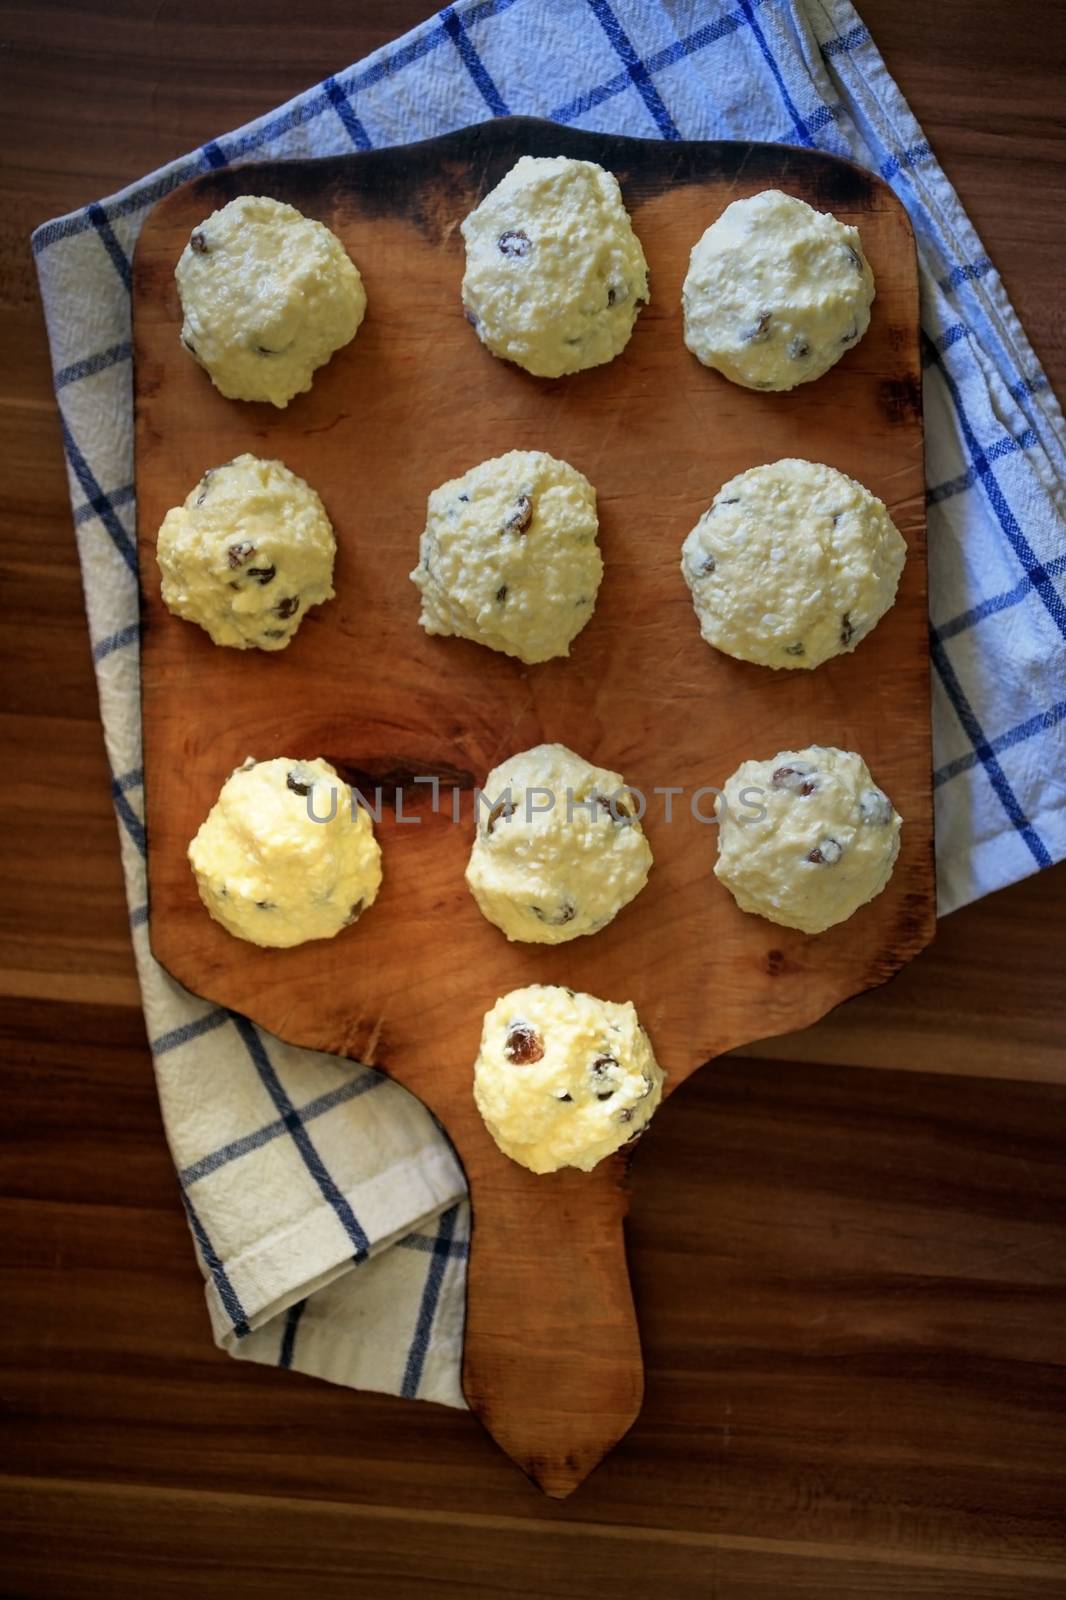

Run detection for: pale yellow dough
[[715, 745, 901, 934], [460, 155, 649, 378], [410, 450, 602, 663], [466, 744, 652, 943], [156, 453, 336, 651], [473, 985, 665, 1174], [682, 189, 875, 391], [188, 757, 382, 948], [681, 458, 906, 670], [175, 194, 366, 407]]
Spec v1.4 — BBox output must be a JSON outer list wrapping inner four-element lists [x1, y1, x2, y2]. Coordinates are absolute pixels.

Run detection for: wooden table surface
[[2, 2, 1064, 1594]]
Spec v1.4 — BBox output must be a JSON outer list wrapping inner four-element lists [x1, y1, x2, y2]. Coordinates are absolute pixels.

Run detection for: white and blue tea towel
[[33, 0, 1066, 1407]]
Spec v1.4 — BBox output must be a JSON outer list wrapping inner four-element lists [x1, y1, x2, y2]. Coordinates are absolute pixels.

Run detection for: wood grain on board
[[133, 120, 931, 1493]]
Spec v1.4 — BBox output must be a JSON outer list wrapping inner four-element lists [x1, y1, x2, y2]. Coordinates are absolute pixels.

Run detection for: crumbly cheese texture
[[466, 744, 652, 944], [410, 450, 602, 663], [682, 189, 875, 391], [460, 155, 649, 378], [715, 745, 901, 934], [156, 453, 336, 652], [175, 195, 366, 407], [474, 985, 665, 1174], [188, 757, 382, 948], [681, 458, 906, 670]]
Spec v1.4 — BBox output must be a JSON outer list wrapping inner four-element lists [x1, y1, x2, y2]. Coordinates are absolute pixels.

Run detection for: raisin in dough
[[682, 190, 875, 391], [460, 155, 649, 379], [715, 746, 901, 934], [188, 757, 382, 948], [681, 458, 906, 670], [410, 450, 602, 663], [156, 453, 335, 652], [175, 195, 366, 407], [474, 985, 665, 1174], [466, 744, 652, 943]]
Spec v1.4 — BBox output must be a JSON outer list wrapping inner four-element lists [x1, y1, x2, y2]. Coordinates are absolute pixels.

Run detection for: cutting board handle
[[460, 1147, 643, 1497]]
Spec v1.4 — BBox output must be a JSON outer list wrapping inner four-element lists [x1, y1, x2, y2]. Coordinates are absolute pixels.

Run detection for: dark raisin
[[497, 229, 531, 258], [486, 799, 516, 833], [606, 283, 627, 308], [286, 770, 313, 796], [844, 244, 863, 271], [345, 899, 365, 925], [772, 765, 818, 796], [255, 900, 276, 910], [274, 596, 300, 619], [505, 1024, 544, 1064], [262, 629, 286, 640], [784, 641, 806, 657], [840, 611, 855, 646], [228, 542, 255, 569], [596, 1089, 615, 1102], [195, 471, 215, 506], [697, 553, 716, 576], [503, 495, 533, 535], [557, 1093, 573, 1103], [591, 1054, 617, 1077], [718, 497, 741, 506], [495, 584, 508, 603], [807, 837, 843, 865], [531, 902, 575, 926], [788, 336, 811, 360], [841, 323, 860, 345], [859, 788, 893, 826], [182, 335, 198, 356], [595, 793, 632, 822], [743, 311, 772, 343], [248, 565, 277, 586], [458, 493, 470, 503], [618, 1107, 635, 1124], [255, 344, 285, 356], [190, 230, 209, 255]]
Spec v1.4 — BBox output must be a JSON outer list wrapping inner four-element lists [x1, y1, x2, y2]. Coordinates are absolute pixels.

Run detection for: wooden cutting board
[[133, 117, 933, 1498]]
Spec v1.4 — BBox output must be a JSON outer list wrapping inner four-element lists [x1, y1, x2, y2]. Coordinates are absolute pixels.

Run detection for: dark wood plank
[[3, 1010, 1066, 1587]]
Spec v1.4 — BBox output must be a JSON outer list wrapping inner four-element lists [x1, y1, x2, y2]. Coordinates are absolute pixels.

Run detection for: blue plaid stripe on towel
[[33, 0, 1066, 1405]]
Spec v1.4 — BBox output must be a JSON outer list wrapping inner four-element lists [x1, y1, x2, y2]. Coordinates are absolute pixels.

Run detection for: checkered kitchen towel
[[33, 0, 1066, 1406]]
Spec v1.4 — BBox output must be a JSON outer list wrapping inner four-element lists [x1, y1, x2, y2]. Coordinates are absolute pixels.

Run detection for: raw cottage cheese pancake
[[466, 743, 652, 943], [473, 985, 665, 1174], [460, 155, 649, 378], [682, 189, 875, 391], [188, 757, 382, 949], [410, 450, 602, 663], [680, 458, 906, 670], [156, 453, 335, 651], [715, 745, 901, 934], [175, 194, 366, 407]]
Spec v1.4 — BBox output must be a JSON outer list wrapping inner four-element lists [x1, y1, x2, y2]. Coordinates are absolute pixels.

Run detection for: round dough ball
[[474, 985, 665, 1173], [682, 189, 875, 391], [410, 450, 602, 663], [156, 453, 336, 652], [188, 757, 382, 948], [466, 743, 652, 943], [715, 746, 901, 934], [175, 195, 366, 407], [460, 155, 649, 378], [681, 458, 906, 670]]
